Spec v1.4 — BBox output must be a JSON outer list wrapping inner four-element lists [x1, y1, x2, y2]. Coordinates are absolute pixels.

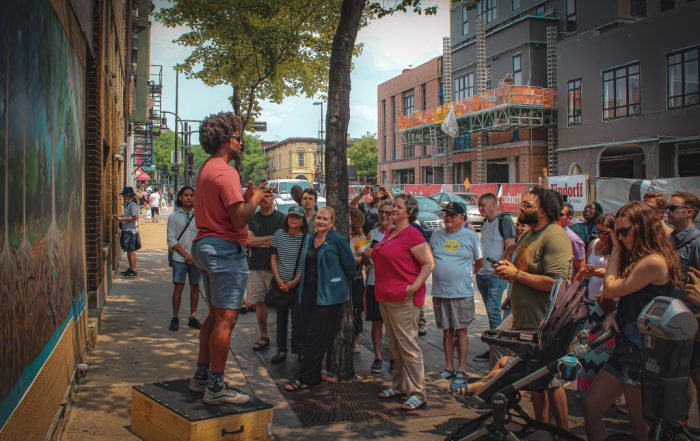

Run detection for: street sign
[[171, 151, 181, 165], [250, 121, 267, 132]]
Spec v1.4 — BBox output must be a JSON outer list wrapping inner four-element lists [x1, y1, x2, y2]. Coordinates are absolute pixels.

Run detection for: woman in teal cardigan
[[285, 206, 356, 390]]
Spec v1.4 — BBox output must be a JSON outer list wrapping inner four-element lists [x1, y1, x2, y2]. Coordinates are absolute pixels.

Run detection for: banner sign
[[499, 184, 529, 213], [468, 184, 498, 197], [549, 175, 587, 212], [405, 184, 443, 196]]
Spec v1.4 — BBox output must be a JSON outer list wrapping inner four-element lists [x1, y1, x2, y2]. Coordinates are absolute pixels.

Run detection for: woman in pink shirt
[[372, 194, 435, 410]]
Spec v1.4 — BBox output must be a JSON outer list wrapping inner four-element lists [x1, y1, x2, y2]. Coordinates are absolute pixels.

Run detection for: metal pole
[[174, 67, 180, 191], [320, 102, 324, 184]]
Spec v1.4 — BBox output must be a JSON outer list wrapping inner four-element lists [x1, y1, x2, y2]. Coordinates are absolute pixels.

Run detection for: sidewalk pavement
[[61, 217, 640, 440]]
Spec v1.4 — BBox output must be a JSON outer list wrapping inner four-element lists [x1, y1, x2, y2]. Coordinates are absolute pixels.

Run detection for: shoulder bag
[[266, 234, 306, 308], [168, 214, 194, 267]]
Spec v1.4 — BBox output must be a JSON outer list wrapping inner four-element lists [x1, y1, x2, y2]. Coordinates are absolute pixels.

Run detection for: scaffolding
[[546, 26, 558, 175], [147, 65, 163, 138]]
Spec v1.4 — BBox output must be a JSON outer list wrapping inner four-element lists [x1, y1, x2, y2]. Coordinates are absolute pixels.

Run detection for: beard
[[518, 211, 539, 226]]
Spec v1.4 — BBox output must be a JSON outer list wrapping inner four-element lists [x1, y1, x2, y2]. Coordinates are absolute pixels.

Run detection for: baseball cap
[[442, 201, 466, 215], [287, 205, 305, 217], [119, 186, 136, 196]]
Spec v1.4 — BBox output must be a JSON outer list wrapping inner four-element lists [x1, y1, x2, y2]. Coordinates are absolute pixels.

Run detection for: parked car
[[414, 195, 445, 238], [274, 195, 326, 214], [430, 191, 484, 231], [267, 179, 313, 195]]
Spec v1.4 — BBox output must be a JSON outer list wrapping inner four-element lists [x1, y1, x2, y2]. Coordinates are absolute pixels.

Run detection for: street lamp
[[313, 101, 324, 185]]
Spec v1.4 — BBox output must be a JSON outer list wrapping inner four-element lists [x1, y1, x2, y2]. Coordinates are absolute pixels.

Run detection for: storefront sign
[[499, 184, 529, 213], [549, 175, 588, 212]]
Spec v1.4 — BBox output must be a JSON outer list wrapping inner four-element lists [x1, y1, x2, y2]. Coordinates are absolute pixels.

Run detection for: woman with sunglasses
[[363, 199, 394, 374], [583, 202, 682, 441], [574, 214, 617, 397]]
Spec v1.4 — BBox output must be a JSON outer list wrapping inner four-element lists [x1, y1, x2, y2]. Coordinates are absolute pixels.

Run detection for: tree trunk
[[230, 85, 243, 174], [325, 0, 366, 381]]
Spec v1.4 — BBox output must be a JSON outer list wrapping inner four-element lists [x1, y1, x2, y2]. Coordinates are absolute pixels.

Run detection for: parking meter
[[637, 296, 698, 424]]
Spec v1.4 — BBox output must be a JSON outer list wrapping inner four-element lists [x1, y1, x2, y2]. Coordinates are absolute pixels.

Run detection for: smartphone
[[486, 257, 499, 265]]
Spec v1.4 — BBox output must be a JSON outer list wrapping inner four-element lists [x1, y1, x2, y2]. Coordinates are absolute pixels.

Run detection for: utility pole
[[173, 66, 180, 191]]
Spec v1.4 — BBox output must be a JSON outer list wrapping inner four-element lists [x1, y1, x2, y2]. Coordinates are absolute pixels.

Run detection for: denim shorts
[[603, 339, 642, 386], [191, 237, 248, 310], [120, 231, 140, 252], [172, 260, 202, 285]]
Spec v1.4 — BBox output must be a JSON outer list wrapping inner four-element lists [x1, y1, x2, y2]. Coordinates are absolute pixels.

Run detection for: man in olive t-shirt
[[494, 186, 572, 430], [246, 193, 285, 350]]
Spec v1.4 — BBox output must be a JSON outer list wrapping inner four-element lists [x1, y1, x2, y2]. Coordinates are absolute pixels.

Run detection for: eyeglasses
[[231, 135, 243, 143], [521, 202, 537, 209], [560, 211, 572, 218], [665, 204, 691, 212], [378, 210, 392, 217], [616, 226, 632, 238]]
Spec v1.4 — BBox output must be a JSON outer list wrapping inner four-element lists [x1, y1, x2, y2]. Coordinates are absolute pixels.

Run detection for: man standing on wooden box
[[187, 112, 271, 405]]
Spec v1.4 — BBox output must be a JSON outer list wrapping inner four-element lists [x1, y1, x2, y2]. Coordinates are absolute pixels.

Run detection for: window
[[512, 54, 522, 85], [402, 91, 414, 116], [455, 134, 472, 151], [536, 5, 545, 16], [486, 65, 492, 90], [631, 0, 647, 16], [462, 5, 469, 35], [381, 99, 386, 128], [512, 0, 520, 10], [567, 79, 582, 126], [298, 152, 305, 167], [404, 145, 415, 159], [603, 63, 641, 120], [454, 73, 474, 101], [566, 0, 577, 32], [391, 96, 396, 125], [382, 134, 386, 161], [667, 46, 699, 109], [439, 79, 445, 105], [392, 133, 396, 160], [420, 83, 427, 110], [660, 0, 675, 12], [476, 0, 497, 24]]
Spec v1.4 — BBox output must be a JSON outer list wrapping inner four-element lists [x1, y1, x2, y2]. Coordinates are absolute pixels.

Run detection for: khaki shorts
[[246, 270, 273, 304], [432, 296, 475, 330]]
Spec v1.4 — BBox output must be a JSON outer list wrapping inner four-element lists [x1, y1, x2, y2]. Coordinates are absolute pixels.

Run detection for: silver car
[[430, 192, 484, 231]]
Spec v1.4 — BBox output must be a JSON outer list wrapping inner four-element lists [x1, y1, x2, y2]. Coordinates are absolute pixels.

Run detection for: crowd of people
[[140, 111, 700, 436]]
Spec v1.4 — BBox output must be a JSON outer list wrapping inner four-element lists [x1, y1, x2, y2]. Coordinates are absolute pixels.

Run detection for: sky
[[150, 1, 450, 143]]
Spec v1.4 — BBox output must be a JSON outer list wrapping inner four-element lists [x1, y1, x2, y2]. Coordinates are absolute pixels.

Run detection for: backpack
[[496, 212, 514, 240]]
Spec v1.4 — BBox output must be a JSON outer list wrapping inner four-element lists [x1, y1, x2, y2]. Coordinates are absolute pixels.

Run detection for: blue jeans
[[476, 274, 509, 329]]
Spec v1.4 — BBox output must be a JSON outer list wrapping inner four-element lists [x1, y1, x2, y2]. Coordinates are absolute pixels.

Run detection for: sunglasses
[[231, 135, 243, 143], [665, 204, 690, 212], [378, 210, 392, 217], [616, 226, 632, 238]]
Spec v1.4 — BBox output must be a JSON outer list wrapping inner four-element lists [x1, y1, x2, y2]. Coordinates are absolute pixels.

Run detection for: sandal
[[450, 382, 473, 397], [452, 371, 468, 385], [439, 369, 455, 379], [271, 352, 287, 363], [252, 337, 270, 351], [321, 370, 339, 384], [401, 395, 427, 410], [378, 387, 403, 399], [284, 379, 309, 392]]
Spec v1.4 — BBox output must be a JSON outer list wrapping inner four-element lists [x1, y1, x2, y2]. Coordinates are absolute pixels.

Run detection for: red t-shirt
[[193, 157, 247, 244], [372, 225, 427, 306]]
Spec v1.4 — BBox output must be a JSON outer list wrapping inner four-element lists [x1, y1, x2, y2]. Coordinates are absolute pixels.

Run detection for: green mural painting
[[0, 0, 86, 427]]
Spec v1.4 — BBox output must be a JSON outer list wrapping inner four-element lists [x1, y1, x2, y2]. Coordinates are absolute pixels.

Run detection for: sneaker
[[188, 376, 208, 392], [203, 383, 250, 405], [122, 268, 137, 278], [371, 359, 383, 373], [418, 327, 427, 337], [188, 316, 202, 329], [474, 350, 490, 361], [168, 317, 179, 331]]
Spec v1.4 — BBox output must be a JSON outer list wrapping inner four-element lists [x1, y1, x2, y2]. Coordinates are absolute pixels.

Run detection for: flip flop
[[401, 395, 427, 410], [378, 387, 403, 399], [252, 337, 270, 351], [450, 382, 473, 397], [439, 369, 455, 379], [284, 379, 309, 392], [321, 371, 339, 384]]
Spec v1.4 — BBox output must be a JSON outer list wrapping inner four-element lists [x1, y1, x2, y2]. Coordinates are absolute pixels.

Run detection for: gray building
[[449, 0, 699, 180], [557, 0, 700, 178]]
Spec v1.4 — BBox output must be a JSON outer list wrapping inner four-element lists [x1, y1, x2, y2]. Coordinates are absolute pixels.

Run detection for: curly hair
[[616, 202, 682, 287], [394, 193, 419, 223], [199, 112, 243, 155], [529, 185, 563, 223]]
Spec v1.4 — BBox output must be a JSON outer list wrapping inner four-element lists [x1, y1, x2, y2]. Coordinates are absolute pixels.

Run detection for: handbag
[[168, 214, 194, 267], [266, 234, 306, 308]]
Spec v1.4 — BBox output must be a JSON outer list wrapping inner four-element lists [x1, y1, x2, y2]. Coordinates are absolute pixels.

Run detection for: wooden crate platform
[[131, 379, 273, 441]]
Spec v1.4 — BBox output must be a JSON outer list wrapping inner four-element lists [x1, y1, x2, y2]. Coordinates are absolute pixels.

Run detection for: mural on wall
[[0, 0, 86, 427]]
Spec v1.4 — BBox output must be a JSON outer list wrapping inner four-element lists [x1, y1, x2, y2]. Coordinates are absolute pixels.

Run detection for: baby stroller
[[446, 278, 614, 441]]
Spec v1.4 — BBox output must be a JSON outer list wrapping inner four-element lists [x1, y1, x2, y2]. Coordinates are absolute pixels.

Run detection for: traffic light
[[186, 152, 194, 175]]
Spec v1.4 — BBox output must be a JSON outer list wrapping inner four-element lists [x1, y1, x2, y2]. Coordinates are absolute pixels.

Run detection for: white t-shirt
[[149, 192, 161, 207]]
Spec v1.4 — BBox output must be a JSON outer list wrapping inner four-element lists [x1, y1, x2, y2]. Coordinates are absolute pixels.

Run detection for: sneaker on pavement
[[203, 383, 250, 405], [168, 317, 179, 331], [371, 359, 383, 373], [122, 268, 137, 278], [474, 350, 490, 361], [418, 327, 427, 337], [188, 316, 202, 329], [188, 376, 208, 392]]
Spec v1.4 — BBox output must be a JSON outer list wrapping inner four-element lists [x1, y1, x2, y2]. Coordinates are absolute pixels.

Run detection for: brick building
[[264, 137, 322, 182]]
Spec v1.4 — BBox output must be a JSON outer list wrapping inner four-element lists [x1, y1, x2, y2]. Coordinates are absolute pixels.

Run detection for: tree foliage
[[241, 135, 268, 183], [347, 132, 377, 182], [156, 1, 348, 129]]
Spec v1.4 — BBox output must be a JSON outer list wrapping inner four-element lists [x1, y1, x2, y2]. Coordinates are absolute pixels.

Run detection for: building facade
[[556, 0, 700, 178], [265, 137, 321, 182], [377, 57, 444, 185]]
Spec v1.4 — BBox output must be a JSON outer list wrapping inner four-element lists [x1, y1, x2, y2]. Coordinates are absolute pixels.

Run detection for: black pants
[[298, 303, 343, 385], [275, 288, 300, 353]]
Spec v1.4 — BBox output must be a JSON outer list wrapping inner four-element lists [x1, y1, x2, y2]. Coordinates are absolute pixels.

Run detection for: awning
[[135, 168, 151, 182]]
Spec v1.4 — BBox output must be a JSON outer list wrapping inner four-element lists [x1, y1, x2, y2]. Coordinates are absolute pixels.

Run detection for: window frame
[[453, 72, 475, 101], [462, 4, 469, 35], [402, 90, 415, 116], [476, 0, 497, 24], [420, 83, 427, 110], [512, 0, 520, 11], [602, 62, 641, 121], [566, 0, 577, 32], [297, 151, 305, 167], [667, 45, 699, 110], [512, 53, 522, 85], [567, 78, 582, 126]]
